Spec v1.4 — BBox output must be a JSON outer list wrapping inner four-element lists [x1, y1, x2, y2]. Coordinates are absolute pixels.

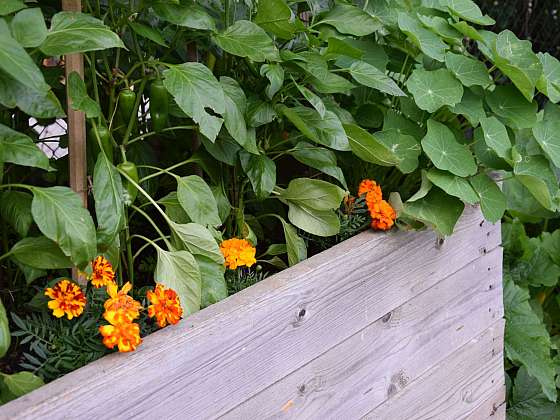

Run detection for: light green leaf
[[348, 60, 405, 97], [211, 185, 232, 224], [451, 20, 483, 41], [30, 186, 97, 269], [239, 151, 276, 200], [280, 178, 345, 211], [10, 8, 47, 48], [406, 68, 463, 112], [160, 191, 190, 224], [426, 169, 479, 204], [383, 110, 425, 140], [197, 255, 227, 308], [504, 276, 557, 402], [281, 106, 350, 151], [404, 187, 465, 236], [536, 52, 560, 103], [176, 175, 221, 226], [375, 129, 421, 174], [220, 76, 257, 154], [129, 22, 167, 47], [1, 372, 43, 401], [287, 203, 340, 237], [9, 236, 72, 269], [0, 190, 32, 237], [0, 124, 50, 170], [93, 154, 124, 249], [485, 85, 537, 129], [255, 0, 299, 40], [310, 71, 356, 94], [493, 30, 542, 102], [280, 219, 307, 267], [417, 14, 462, 42], [260, 63, 284, 99], [294, 81, 326, 119], [514, 154, 559, 211], [320, 4, 381, 36], [0, 30, 49, 93], [213, 20, 279, 62], [41, 12, 124, 55], [473, 127, 510, 170], [532, 103, 560, 168], [503, 177, 557, 222], [171, 222, 224, 265], [443, 0, 495, 25], [344, 123, 400, 166], [0, 298, 10, 359], [0, 0, 25, 16], [68, 71, 100, 119], [154, 247, 201, 316], [163, 63, 225, 142], [508, 367, 558, 420], [449, 88, 486, 126], [445, 53, 492, 88], [152, 2, 215, 31], [290, 142, 347, 188], [408, 170, 432, 202], [469, 173, 506, 223], [397, 12, 447, 62], [421, 120, 477, 177], [479, 116, 512, 159]]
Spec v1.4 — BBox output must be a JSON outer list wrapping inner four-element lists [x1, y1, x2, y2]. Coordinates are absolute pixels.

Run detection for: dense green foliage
[[0, 0, 559, 407]]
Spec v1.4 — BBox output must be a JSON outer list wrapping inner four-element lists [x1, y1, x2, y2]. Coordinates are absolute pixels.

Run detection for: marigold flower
[[219, 238, 257, 270], [370, 200, 397, 231], [103, 282, 142, 323], [99, 312, 142, 353], [358, 179, 382, 202], [44, 279, 86, 320], [90, 256, 115, 288], [147, 284, 183, 327]]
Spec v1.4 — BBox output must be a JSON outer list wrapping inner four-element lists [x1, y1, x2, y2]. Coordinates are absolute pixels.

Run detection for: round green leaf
[[427, 169, 479, 204], [375, 129, 421, 174], [406, 68, 463, 113], [445, 53, 492, 88], [469, 174, 507, 223], [479, 116, 512, 160], [485, 85, 537, 130], [421, 120, 477, 177]]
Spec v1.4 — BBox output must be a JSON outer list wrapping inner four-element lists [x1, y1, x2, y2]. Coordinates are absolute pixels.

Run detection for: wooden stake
[[62, 0, 88, 285]]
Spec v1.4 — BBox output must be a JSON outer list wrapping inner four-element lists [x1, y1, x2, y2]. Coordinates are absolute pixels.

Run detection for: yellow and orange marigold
[[45, 279, 86, 320], [99, 312, 142, 353], [147, 284, 183, 327], [219, 238, 257, 270], [103, 281, 142, 323], [90, 256, 115, 288], [359, 179, 397, 231]]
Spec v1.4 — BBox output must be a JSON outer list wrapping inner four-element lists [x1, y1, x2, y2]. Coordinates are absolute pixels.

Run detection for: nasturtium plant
[[0, 0, 559, 405]]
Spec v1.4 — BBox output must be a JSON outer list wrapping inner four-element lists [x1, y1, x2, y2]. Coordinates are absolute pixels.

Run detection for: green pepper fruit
[[149, 80, 168, 132], [89, 124, 114, 163], [118, 88, 137, 135], [117, 161, 139, 204]]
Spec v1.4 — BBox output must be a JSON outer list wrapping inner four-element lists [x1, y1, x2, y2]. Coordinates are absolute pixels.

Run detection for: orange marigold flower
[[103, 282, 142, 323], [90, 256, 115, 288], [147, 284, 183, 327], [358, 179, 382, 202], [44, 279, 86, 320], [370, 200, 397, 231], [99, 312, 142, 353], [219, 238, 257, 270]]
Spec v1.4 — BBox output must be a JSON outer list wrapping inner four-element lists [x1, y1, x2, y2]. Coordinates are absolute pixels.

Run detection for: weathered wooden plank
[[464, 387, 506, 420], [362, 320, 505, 420], [223, 248, 503, 419], [0, 206, 500, 419]]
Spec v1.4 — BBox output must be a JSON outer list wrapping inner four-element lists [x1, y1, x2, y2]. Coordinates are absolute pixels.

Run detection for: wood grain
[[224, 248, 503, 419], [464, 387, 506, 420], [0, 206, 502, 419], [362, 320, 505, 420]]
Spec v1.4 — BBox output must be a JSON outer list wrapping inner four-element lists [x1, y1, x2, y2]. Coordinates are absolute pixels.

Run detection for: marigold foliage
[[147, 284, 183, 327], [219, 238, 257, 270], [44, 280, 86, 320]]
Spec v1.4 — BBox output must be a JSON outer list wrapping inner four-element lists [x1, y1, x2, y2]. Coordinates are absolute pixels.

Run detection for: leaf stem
[[130, 204, 173, 249]]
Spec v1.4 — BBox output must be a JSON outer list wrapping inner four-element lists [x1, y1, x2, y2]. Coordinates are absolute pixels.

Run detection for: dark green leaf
[[152, 2, 215, 31], [426, 169, 479, 204], [375, 129, 421, 173], [469, 173, 506, 223], [0, 124, 50, 170], [479, 116, 512, 159], [213, 20, 279, 62], [290, 142, 347, 188], [485, 85, 537, 129], [197, 255, 227, 308], [220, 76, 257, 154], [344, 123, 399, 166], [348, 60, 405, 97], [10, 8, 47, 48], [171, 222, 224, 265], [320, 4, 381, 36], [0, 298, 10, 359], [260, 63, 284, 99], [443, 0, 495, 25], [280, 219, 307, 266], [176, 175, 221, 226], [68, 71, 100, 119], [255, 0, 299, 39], [0, 190, 32, 237], [279, 178, 345, 211], [532, 103, 560, 167], [287, 203, 340, 237], [128, 22, 167, 47], [0, 0, 25, 16], [508, 366, 558, 419], [10, 236, 72, 269], [239, 151, 276, 200], [397, 12, 447, 62]]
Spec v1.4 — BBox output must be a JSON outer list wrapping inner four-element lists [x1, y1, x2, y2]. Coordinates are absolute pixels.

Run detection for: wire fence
[[479, 0, 560, 56]]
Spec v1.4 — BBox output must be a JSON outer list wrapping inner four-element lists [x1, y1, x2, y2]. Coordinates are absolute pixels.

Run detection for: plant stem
[[130, 204, 172, 249], [127, 125, 195, 146]]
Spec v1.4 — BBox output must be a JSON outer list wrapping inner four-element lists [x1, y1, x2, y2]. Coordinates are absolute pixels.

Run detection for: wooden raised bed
[[0, 205, 504, 419]]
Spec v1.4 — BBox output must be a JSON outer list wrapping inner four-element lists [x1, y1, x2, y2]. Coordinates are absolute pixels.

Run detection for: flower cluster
[[358, 179, 396, 231], [219, 238, 257, 270], [44, 256, 183, 353]]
